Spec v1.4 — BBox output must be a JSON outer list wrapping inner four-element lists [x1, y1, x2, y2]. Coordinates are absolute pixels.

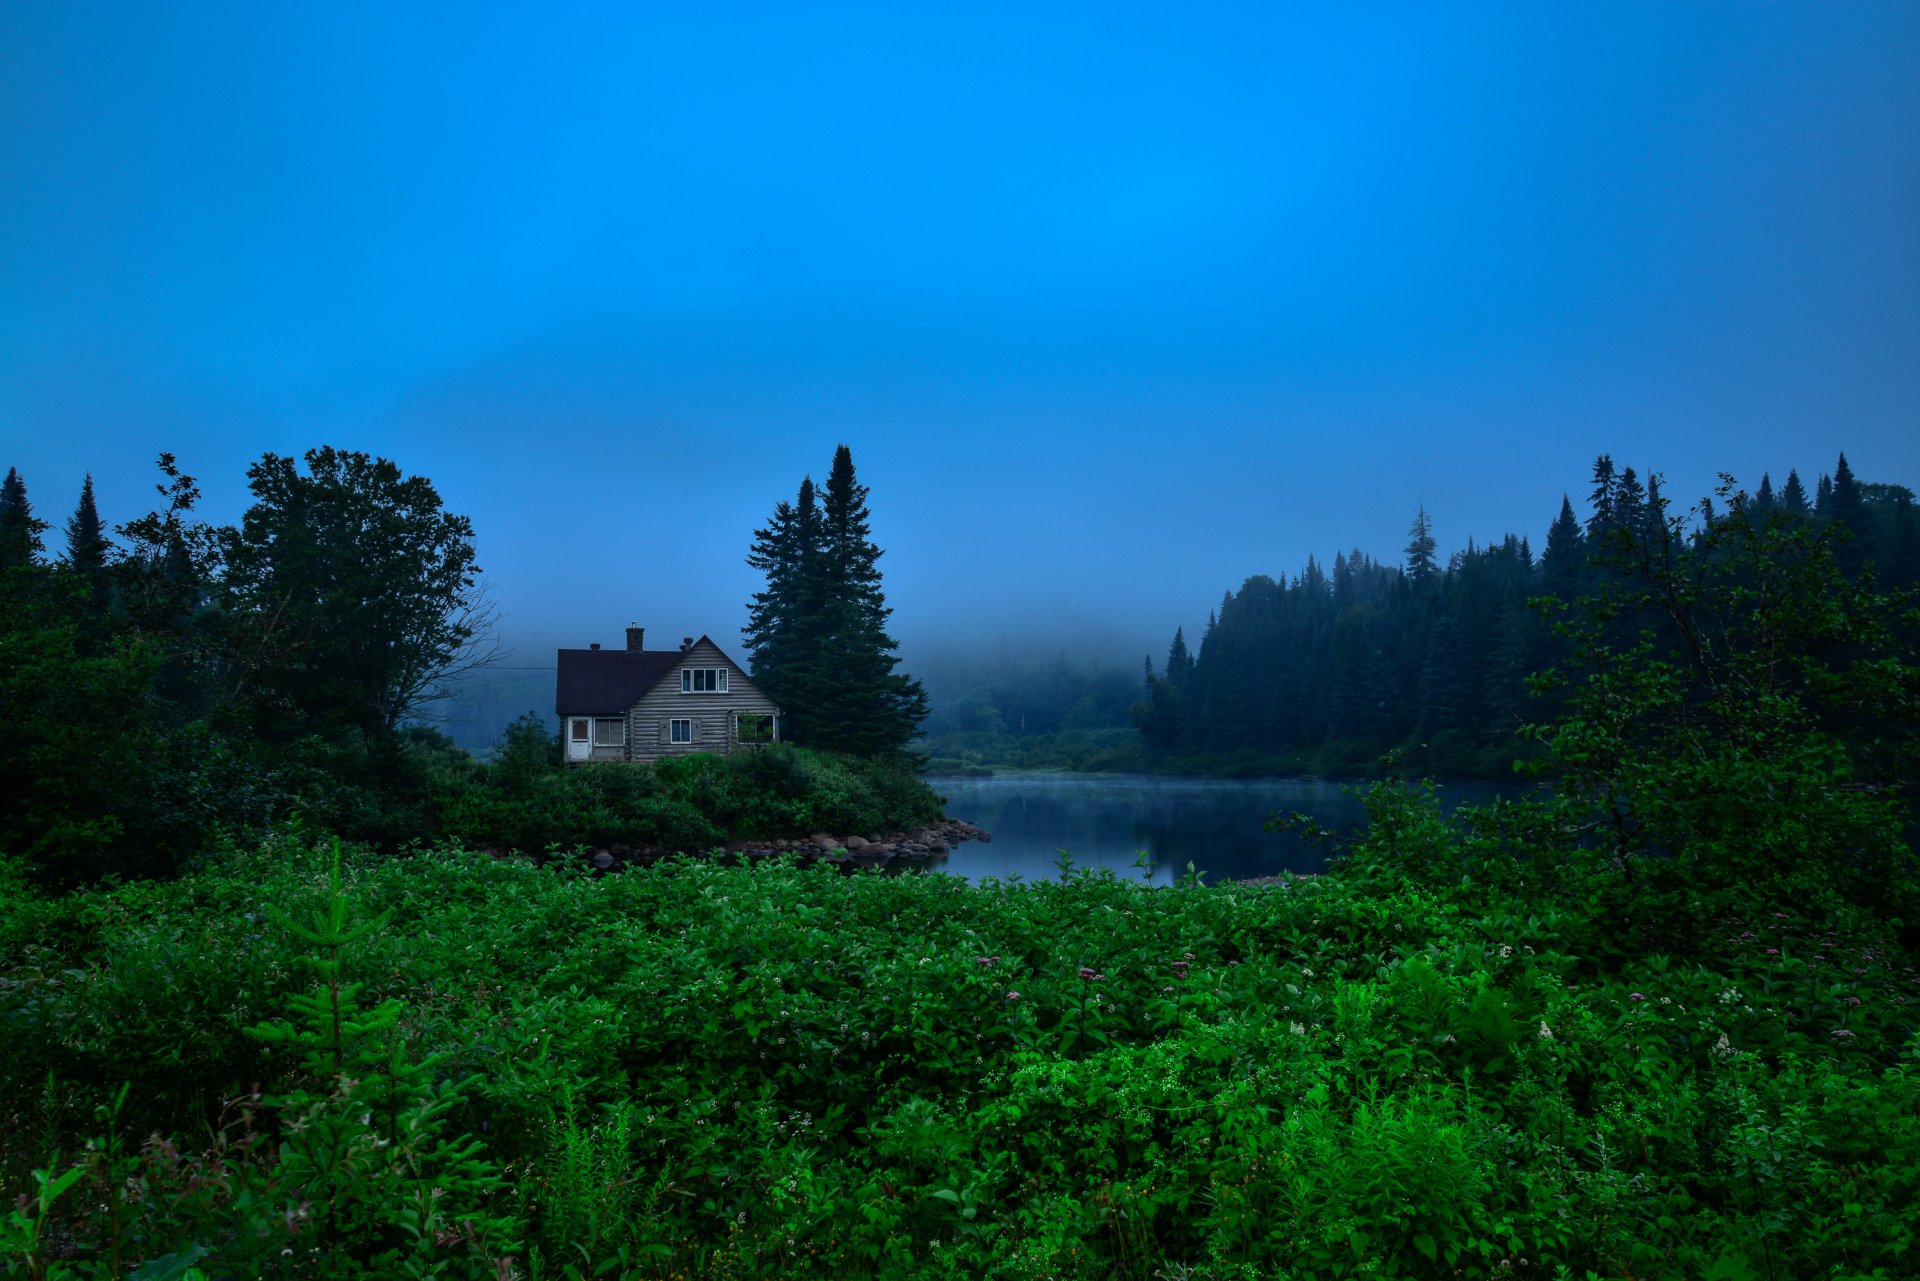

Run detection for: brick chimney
[[626, 623, 645, 652]]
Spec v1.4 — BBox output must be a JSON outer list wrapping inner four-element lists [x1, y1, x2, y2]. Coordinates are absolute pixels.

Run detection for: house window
[[735, 712, 774, 745], [670, 718, 693, 744], [592, 717, 625, 747], [569, 719, 589, 742], [681, 667, 728, 693]]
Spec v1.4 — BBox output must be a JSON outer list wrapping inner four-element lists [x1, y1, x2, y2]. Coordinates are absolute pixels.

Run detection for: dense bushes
[[3, 822, 1916, 1279], [426, 720, 945, 854]]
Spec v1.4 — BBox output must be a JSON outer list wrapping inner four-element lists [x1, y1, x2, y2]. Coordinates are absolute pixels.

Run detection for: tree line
[[1135, 452, 1918, 777], [0, 449, 492, 883]]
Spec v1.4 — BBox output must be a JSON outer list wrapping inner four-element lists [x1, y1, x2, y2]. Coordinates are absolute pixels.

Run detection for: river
[[928, 772, 1515, 885]]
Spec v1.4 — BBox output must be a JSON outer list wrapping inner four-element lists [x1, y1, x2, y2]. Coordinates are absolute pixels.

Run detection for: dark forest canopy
[[1136, 452, 1919, 777], [915, 453, 1919, 779]]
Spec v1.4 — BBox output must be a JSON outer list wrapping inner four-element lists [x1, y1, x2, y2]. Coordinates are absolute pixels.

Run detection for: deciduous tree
[[223, 447, 496, 747]]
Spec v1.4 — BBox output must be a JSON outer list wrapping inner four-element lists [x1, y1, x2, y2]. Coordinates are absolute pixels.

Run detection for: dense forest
[[921, 453, 1920, 779]]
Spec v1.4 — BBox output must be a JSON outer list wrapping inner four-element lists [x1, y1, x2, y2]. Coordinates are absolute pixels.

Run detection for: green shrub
[[6, 838, 1915, 1278]]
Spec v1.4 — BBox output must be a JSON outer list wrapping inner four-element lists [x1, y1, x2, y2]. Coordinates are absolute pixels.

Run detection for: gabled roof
[[554, 648, 683, 715], [554, 635, 768, 715]]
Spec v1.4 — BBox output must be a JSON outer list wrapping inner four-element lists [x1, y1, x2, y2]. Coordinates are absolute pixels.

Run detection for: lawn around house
[[3, 783, 1917, 1280]]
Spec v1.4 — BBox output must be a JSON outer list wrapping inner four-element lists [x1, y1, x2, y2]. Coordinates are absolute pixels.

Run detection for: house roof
[[554, 635, 770, 715], [554, 648, 684, 715]]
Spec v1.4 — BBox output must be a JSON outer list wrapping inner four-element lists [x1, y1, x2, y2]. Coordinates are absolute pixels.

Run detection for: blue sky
[[3, 2, 1916, 670]]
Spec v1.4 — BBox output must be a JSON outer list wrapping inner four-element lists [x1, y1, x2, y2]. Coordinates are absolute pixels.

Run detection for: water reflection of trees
[[938, 777, 1516, 884]]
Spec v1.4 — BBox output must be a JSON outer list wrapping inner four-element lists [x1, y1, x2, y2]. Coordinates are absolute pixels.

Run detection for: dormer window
[[682, 667, 729, 693]]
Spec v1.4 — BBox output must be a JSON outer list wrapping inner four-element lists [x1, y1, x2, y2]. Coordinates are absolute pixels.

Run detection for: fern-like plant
[[244, 837, 517, 1275]]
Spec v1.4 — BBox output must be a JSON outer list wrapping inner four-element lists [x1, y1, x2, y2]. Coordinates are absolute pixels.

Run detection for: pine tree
[[744, 477, 826, 736], [1816, 473, 1835, 514], [1780, 469, 1810, 514], [1635, 474, 1666, 537], [1165, 626, 1193, 687], [0, 466, 46, 568], [1586, 455, 1618, 541], [1754, 473, 1776, 510], [63, 474, 108, 574], [1541, 495, 1586, 594], [1831, 452, 1862, 521], [745, 446, 926, 756], [1403, 505, 1438, 590], [1615, 467, 1648, 536]]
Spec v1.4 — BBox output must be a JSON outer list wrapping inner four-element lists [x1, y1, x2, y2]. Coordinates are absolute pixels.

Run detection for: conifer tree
[[1614, 467, 1648, 536], [1831, 452, 1862, 521], [63, 474, 108, 575], [1403, 505, 1438, 590], [0, 466, 46, 567], [1586, 455, 1618, 540], [1165, 626, 1193, 687], [1643, 473, 1666, 530], [1541, 495, 1586, 593], [1754, 473, 1776, 510], [745, 446, 926, 755], [744, 477, 825, 734], [1816, 473, 1834, 513], [1780, 469, 1810, 513]]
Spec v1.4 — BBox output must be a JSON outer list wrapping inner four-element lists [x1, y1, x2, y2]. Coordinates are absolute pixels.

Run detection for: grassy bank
[[4, 785, 1915, 1279]]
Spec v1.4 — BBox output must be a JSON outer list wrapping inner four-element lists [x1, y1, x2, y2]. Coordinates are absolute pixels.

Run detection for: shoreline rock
[[562, 816, 993, 873]]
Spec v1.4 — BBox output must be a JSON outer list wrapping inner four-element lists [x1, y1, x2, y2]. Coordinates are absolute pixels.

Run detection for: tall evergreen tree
[[1165, 626, 1194, 687], [1754, 473, 1776, 510], [1403, 505, 1438, 590], [1541, 495, 1586, 594], [1642, 473, 1667, 539], [1831, 452, 1862, 521], [1614, 467, 1648, 537], [1586, 455, 1618, 541], [0, 466, 46, 568], [1780, 469, 1810, 514], [744, 476, 825, 734], [1816, 473, 1835, 514], [745, 446, 926, 756], [63, 473, 108, 575]]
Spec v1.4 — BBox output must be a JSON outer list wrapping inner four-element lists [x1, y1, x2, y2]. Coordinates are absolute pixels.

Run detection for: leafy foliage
[[3, 826, 1915, 1279], [223, 446, 495, 747], [430, 730, 942, 853]]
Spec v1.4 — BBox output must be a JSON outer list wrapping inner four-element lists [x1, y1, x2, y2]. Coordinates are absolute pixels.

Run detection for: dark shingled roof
[[554, 648, 683, 715]]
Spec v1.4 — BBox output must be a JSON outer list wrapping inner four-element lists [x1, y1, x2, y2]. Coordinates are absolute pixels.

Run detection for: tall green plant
[[244, 838, 516, 1273]]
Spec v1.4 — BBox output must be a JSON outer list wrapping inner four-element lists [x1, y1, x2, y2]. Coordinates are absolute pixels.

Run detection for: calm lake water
[[927, 772, 1513, 885]]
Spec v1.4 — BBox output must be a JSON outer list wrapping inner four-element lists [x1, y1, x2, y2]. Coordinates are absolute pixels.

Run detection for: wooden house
[[555, 625, 782, 764]]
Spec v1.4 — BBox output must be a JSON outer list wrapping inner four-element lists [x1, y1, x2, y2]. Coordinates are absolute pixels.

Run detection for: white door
[[566, 717, 591, 762]]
